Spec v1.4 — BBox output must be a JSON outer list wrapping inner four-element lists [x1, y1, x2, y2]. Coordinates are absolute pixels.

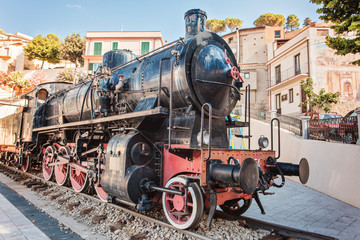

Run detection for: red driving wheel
[[54, 146, 70, 186], [94, 154, 109, 202], [42, 146, 56, 181], [94, 181, 109, 202], [70, 159, 89, 193], [22, 154, 31, 172]]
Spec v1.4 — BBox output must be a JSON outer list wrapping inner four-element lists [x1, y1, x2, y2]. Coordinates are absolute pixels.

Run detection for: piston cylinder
[[209, 158, 259, 194], [101, 133, 156, 203]]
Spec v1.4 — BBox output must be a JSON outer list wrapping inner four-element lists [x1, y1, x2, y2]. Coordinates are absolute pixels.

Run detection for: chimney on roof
[[184, 9, 207, 38]]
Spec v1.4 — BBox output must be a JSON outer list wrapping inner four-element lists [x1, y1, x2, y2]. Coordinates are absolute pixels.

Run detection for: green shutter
[[94, 42, 102, 55], [112, 42, 118, 50], [89, 63, 94, 74], [141, 42, 150, 55]]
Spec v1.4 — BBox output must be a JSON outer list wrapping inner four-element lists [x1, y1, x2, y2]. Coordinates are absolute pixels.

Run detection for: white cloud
[[66, 4, 82, 9]]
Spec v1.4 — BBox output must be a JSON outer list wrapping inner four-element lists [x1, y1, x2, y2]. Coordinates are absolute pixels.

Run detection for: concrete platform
[[0, 179, 83, 240], [0, 192, 50, 240], [243, 179, 360, 240]]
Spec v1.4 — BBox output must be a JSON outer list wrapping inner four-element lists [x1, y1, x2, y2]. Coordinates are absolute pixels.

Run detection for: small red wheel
[[22, 154, 31, 172], [162, 176, 204, 229], [70, 159, 89, 193], [42, 146, 56, 181], [54, 146, 70, 186], [231, 66, 240, 80], [220, 198, 252, 215]]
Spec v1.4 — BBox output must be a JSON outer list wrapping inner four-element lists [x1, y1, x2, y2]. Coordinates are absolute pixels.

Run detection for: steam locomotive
[[0, 9, 309, 229]]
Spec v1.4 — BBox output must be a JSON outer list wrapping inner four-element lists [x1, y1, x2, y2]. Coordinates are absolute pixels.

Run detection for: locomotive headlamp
[[258, 135, 269, 149], [197, 131, 210, 145]]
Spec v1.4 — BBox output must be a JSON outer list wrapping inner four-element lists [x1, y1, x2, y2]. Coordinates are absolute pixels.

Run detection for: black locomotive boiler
[[0, 9, 309, 229]]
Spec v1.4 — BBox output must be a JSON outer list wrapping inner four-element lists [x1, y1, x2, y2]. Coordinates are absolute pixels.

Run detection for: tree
[[24, 34, 61, 69], [59, 33, 85, 67], [303, 17, 312, 27], [300, 78, 340, 113], [310, 0, 360, 65], [253, 13, 285, 27], [286, 14, 300, 31], [225, 18, 243, 32], [206, 19, 227, 33]]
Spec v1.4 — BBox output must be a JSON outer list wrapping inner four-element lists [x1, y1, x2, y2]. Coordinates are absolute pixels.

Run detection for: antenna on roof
[[121, 25, 124, 31]]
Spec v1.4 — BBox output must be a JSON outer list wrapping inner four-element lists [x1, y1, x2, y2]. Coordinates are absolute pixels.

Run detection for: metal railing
[[270, 64, 308, 87], [309, 116, 358, 143]]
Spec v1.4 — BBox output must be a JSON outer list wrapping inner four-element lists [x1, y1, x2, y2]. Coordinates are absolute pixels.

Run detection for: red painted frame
[[162, 144, 276, 206]]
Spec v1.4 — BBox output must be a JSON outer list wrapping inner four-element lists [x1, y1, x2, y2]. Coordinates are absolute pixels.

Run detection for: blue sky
[[0, 0, 321, 42]]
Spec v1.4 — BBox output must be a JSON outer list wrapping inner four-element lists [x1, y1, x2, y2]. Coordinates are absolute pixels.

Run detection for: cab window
[[37, 89, 48, 104]]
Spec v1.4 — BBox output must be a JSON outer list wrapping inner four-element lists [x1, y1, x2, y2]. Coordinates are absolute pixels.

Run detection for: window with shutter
[[89, 63, 94, 74], [141, 42, 150, 55], [94, 42, 102, 55], [294, 54, 300, 75], [275, 65, 281, 84], [112, 42, 118, 50]]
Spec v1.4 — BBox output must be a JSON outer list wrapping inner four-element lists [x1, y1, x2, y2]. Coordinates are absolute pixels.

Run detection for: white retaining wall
[[232, 119, 360, 209]]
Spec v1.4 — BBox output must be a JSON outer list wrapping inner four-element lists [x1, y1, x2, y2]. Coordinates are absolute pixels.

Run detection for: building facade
[[222, 27, 284, 114], [0, 31, 32, 72], [82, 31, 164, 74], [267, 23, 360, 116]]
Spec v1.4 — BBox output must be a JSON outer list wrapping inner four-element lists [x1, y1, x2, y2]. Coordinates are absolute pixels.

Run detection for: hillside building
[[222, 27, 284, 114], [82, 31, 164, 74], [266, 23, 360, 116], [0, 31, 32, 72]]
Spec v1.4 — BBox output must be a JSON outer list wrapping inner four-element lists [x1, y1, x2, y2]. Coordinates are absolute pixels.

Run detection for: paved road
[[243, 179, 360, 240]]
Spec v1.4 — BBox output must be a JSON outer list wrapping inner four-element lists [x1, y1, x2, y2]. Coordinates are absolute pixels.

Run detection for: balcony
[[0, 49, 11, 60], [268, 64, 308, 91]]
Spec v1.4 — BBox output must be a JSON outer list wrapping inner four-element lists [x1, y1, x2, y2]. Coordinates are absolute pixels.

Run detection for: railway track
[[0, 163, 337, 240]]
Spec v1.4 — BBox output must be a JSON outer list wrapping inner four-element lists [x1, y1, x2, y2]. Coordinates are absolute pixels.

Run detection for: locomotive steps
[[0, 164, 336, 240]]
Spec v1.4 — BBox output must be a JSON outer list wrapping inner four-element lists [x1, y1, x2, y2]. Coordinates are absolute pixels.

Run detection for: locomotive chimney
[[184, 9, 207, 38]]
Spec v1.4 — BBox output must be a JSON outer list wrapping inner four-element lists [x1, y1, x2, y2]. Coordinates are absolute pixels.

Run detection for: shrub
[[0, 71, 8, 86], [56, 69, 79, 83], [5, 71, 30, 89]]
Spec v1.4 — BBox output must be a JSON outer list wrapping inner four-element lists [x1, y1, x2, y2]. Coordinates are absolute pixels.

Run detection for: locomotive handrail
[[200, 103, 212, 161], [168, 59, 174, 149], [271, 118, 281, 159], [158, 58, 171, 107], [245, 84, 251, 149], [196, 79, 242, 97], [32, 107, 168, 132]]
